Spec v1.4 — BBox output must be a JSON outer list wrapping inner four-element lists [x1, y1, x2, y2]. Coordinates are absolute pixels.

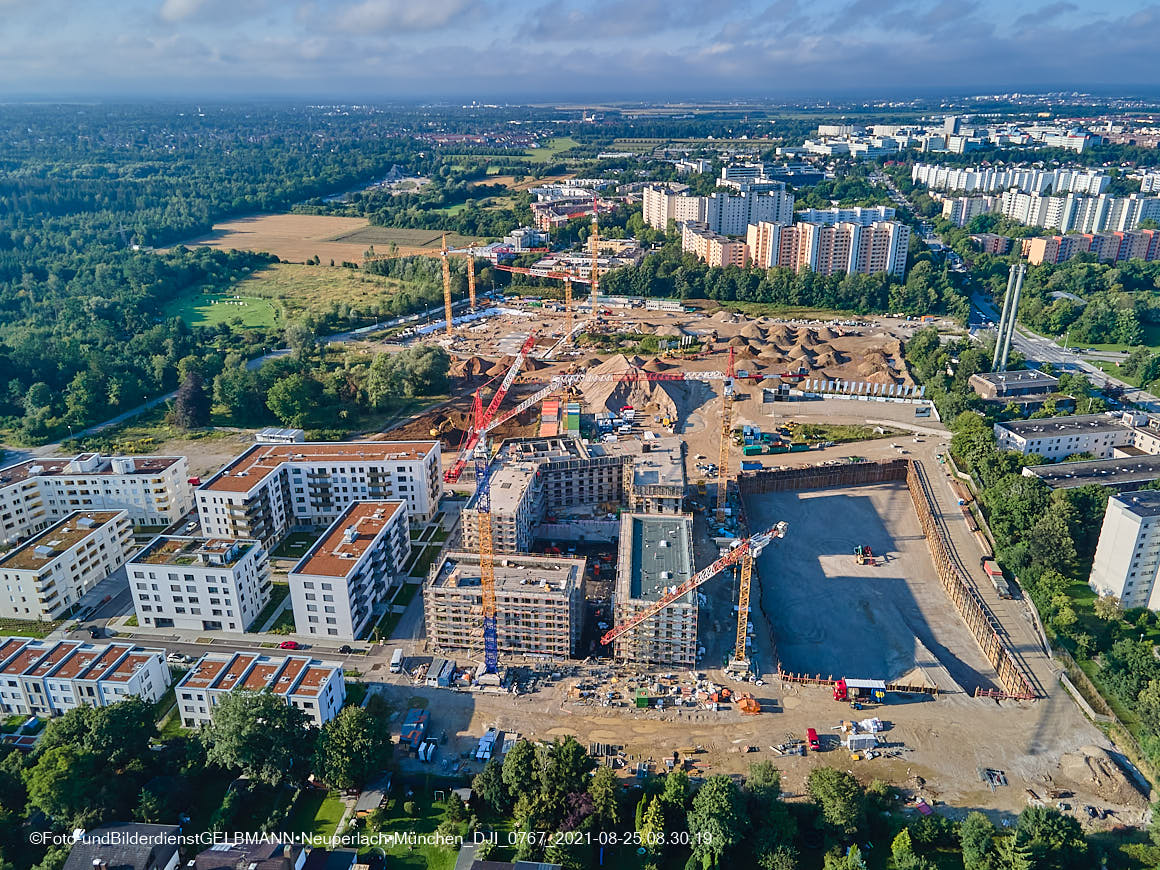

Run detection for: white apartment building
[[0, 637, 170, 716], [1141, 173, 1160, 194], [641, 186, 793, 235], [794, 206, 896, 226], [1088, 492, 1160, 611], [942, 196, 996, 227], [288, 500, 410, 640], [175, 651, 345, 727], [911, 164, 1110, 195], [0, 453, 192, 546], [196, 441, 441, 548], [993, 413, 1143, 460], [997, 190, 1160, 233], [0, 510, 133, 621], [127, 536, 272, 632]]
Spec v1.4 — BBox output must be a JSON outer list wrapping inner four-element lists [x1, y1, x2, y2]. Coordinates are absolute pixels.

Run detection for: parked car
[[338, 645, 352, 654], [166, 653, 193, 664], [278, 640, 301, 650], [86, 626, 102, 639]]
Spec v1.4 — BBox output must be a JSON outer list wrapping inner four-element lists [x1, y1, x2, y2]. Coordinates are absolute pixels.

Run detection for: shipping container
[[741, 461, 762, 471], [742, 445, 764, 456]]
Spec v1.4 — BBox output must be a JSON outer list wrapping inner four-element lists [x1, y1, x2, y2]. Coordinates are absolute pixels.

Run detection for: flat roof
[[215, 653, 260, 691], [0, 510, 124, 571], [289, 665, 333, 697], [1112, 491, 1160, 518], [132, 536, 257, 567], [179, 655, 232, 690], [0, 638, 29, 664], [71, 644, 126, 681], [271, 657, 308, 693], [101, 651, 157, 683], [997, 414, 1128, 438], [431, 550, 585, 593], [0, 645, 47, 677], [595, 437, 685, 489], [291, 501, 405, 578], [0, 454, 183, 488], [1023, 455, 1160, 489], [178, 653, 339, 697], [971, 370, 1059, 386], [25, 641, 82, 677], [240, 661, 284, 692], [202, 442, 437, 494], [619, 514, 694, 603]]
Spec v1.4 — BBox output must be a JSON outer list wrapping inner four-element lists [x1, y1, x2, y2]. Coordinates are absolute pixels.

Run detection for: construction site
[[371, 216, 1150, 824]]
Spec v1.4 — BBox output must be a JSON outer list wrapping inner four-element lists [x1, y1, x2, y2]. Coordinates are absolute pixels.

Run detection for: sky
[[1, 0, 1159, 101]]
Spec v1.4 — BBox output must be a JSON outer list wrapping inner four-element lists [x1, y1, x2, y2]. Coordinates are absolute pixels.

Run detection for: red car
[[278, 641, 300, 650]]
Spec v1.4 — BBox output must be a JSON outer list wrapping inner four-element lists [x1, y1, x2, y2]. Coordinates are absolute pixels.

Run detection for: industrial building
[[1089, 492, 1160, 611], [0, 510, 134, 621], [460, 436, 686, 553], [0, 637, 170, 716], [969, 370, 1061, 400], [127, 536, 272, 632], [612, 514, 697, 668], [175, 651, 345, 727], [0, 452, 193, 546], [424, 550, 585, 660], [196, 441, 441, 547], [287, 500, 410, 640], [1022, 455, 1160, 491]]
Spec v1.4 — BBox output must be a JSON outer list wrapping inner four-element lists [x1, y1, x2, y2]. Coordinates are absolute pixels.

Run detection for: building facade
[[942, 196, 996, 227], [746, 220, 910, 278], [0, 510, 133, 621], [793, 206, 896, 226], [681, 222, 750, 267], [127, 536, 272, 632], [642, 186, 793, 235], [997, 190, 1160, 233], [0, 453, 192, 546], [1025, 229, 1160, 265], [196, 442, 440, 547], [425, 550, 585, 659], [288, 500, 410, 640], [912, 164, 1111, 195], [993, 413, 1142, 460], [0, 637, 170, 716], [175, 651, 345, 727], [1088, 492, 1160, 611]]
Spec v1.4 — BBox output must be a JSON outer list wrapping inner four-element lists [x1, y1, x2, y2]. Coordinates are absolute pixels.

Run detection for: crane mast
[[716, 346, 736, 523], [440, 234, 454, 337], [473, 435, 499, 676], [589, 198, 600, 314]]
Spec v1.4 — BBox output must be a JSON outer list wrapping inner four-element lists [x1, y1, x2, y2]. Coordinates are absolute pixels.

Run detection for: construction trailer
[[833, 677, 887, 703]]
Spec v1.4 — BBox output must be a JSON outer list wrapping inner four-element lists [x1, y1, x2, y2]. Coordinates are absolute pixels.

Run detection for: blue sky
[[1, 0, 1158, 100]]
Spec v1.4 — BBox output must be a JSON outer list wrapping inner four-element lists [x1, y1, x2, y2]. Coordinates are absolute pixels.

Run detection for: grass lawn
[[344, 681, 369, 708], [409, 546, 441, 578], [1091, 359, 1141, 387], [285, 789, 347, 839], [392, 582, 421, 608], [271, 532, 319, 559], [163, 290, 279, 328], [268, 609, 297, 634], [1073, 322, 1160, 353], [249, 583, 291, 632], [791, 423, 900, 444], [430, 202, 469, 216], [124, 614, 139, 626], [363, 793, 460, 870], [0, 618, 62, 638], [370, 609, 403, 642], [525, 136, 580, 163], [231, 263, 429, 324]]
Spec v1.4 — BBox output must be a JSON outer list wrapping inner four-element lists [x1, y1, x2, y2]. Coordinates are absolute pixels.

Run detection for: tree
[[366, 345, 451, 404], [173, 371, 211, 429], [1015, 806, 1088, 869], [960, 811, 996, 870], [688, 774, 748, 868], [822, 845, 867, 870], [266, 373, 324, 429], [502, 740, 537, 804], [473, 759, 509, 813], [285, 322, 316, 359], [806, 767, 865, 835], [203, 691, 316, 786], [312, 707, 392, 790], [36, 698, 156, 769], [1093, 593, 1123, 623], [23, 746, 103, 827], [588, 766, 619, 827], [637, 797, 665, 853]]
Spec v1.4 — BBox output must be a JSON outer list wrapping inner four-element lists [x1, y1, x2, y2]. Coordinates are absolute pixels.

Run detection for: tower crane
[[717, 347, 736, 524], [363, 235, 487, 334], [473, 433, 500, 678], [600, 522, 788, 662], [589, 197, 600, 314]]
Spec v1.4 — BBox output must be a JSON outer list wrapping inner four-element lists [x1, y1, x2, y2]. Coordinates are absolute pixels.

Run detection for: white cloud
[[332, 0, 471, 33], [159, 0, 209, 21]]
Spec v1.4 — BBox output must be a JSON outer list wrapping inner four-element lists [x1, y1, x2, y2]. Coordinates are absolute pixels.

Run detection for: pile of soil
[[451, 356, 490, 378], [580, 354, 680, 419], [1057, 745, 1151, 807]]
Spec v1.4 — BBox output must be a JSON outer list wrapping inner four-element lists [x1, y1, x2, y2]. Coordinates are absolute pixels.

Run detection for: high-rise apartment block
[[424, 550, 585, 659], [196, 442, 440, 547], [746, 220, 910, 279], [794, 206, 896, 226], [1088, 492, 1160, 611], [942, 196, 996, 227], [0, 453, 193, 546], [127, 536, 272, 632], [0, 510, 133, 621], [641, 186, 794, 235], [288, 500, 410, 640], [0, 637, 170, 716], [997, 190, 1160, 233], [911, 164, 1111, 195], [1025, 229, 1160, 265], [681, 223, 750, 267]]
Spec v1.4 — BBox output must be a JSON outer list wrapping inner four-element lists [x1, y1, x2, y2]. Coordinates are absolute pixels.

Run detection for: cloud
[[1015, 1, 1078, 28], [159, 0, 209, 20], [331, 0, 472, 32]]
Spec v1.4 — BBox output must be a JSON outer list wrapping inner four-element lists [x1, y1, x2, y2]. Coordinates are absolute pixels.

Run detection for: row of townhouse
[[0, 637, 169, 716]]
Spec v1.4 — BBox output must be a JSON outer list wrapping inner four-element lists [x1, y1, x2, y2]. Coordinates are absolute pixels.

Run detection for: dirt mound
[[712, 310, 739, 323], [523, 356, 549, 371], [814, 326, 838, 341], [643, 358, 678, 372], [657, 325, 684, 338], [788, 345, 816, 361], [580, 354, 680, 419], [451, 355, 490, 378], [767, 325, 794, 345], [739, 322, 767, 341], [1057, 746, 1151, 807], [727, 335, 749, 347], [486, 357, 514, 377], [815, 350, 847, 368]]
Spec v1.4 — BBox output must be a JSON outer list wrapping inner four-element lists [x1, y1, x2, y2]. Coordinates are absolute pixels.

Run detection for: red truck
[[807, 728, 820, 752]]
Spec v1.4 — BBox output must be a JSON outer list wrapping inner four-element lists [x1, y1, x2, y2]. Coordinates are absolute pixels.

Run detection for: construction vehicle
[[600, 522, 788, 677], [854, 545, 875, 566], [736, 693, 761, 714]]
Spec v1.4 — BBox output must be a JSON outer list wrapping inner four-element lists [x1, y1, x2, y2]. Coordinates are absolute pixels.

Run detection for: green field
[[525, 136, 580, 163], [1092, 359, 1141, 386], [164, 291, 279, 328], [328, 226, 476, 249], [286, 790, 347, 839], [236, 263, 429, 322]]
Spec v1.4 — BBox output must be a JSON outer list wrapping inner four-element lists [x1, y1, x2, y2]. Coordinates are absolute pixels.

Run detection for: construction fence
[[737, 457, 909, 493]]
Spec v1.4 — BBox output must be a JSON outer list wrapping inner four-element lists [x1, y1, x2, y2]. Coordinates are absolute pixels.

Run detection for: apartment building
[[127, 536, 272, 632], [911, 164, 1110, 195], [970, 233, 1014, 254], [942, 196, 996, 227], [1088, 492, 1160, 611], [993, 413, 1142, 460], [288, 500, 410, 640], [196, 441, 440, 548], [0, 510, 133, 621], [613, 514, 697, 668], [746, 220, 910, 279], [1026, 229, 1160, 265], [642, 186, 794, 234], [0, 453, 192, 546], [0, 637, 170, 716], [997, 190, 1160, 233], [175, 651, 345, 727], [425, 550, 585, 659], [793, 206, 896, 226], [681, 222, 750, 267]]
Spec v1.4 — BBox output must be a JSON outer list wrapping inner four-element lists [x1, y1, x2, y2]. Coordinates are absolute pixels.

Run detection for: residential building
[[425, 550, 585, 659], [1088, 492, 1160, 610], [63, 824, 181, 870], [993, 413, 1143, 460], [911, 164, 1110, 195], [674, 158, 712, 175], [1025, 229, 1160, 265], [288, 500, 410, 640], [0, 453, 192, 546], [256, 428, 305, 444], [502, 226, 548, 251], [997, 190, 1160, 233], [746, 219, 910, 278], [0, 637, 170, 716], [0, 510, 133, 621], [970, 233, 1014, 254], [175, 651, 345, 727], [1141, 172, 1160, 194], [1023, 455, 1160, 492], [681, 222, 749, 267], [794, 206, 895, 226], [969, 370, 1060, 400], [127, 536, 272, 632], [942, 196, 996, 227], [642, 186, 793, 234], [613, 514, 697, 667], [196, 441, 440, 548], [193, 841, 305, 870]]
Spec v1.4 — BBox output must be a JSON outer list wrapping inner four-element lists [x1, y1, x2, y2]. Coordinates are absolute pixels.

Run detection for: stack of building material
[[540, 399, 560, 436], [565, 402, 581, 433]]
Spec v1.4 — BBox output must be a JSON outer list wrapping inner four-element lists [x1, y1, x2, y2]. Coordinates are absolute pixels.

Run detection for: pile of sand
[[1057, 745, 1151, 807], [451, 355, 491, 378], [739, 322, 767, 341], [580, 354, 680, 419]]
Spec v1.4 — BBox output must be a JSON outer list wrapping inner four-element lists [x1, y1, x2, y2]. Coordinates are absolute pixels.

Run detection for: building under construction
[[612, 513, 698, 668], [424, 550, 585, 659], [461, 435, 685, 553]]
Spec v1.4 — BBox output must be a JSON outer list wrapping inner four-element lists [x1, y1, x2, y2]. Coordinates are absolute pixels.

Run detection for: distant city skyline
[[1, 0, 1158, 99]]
